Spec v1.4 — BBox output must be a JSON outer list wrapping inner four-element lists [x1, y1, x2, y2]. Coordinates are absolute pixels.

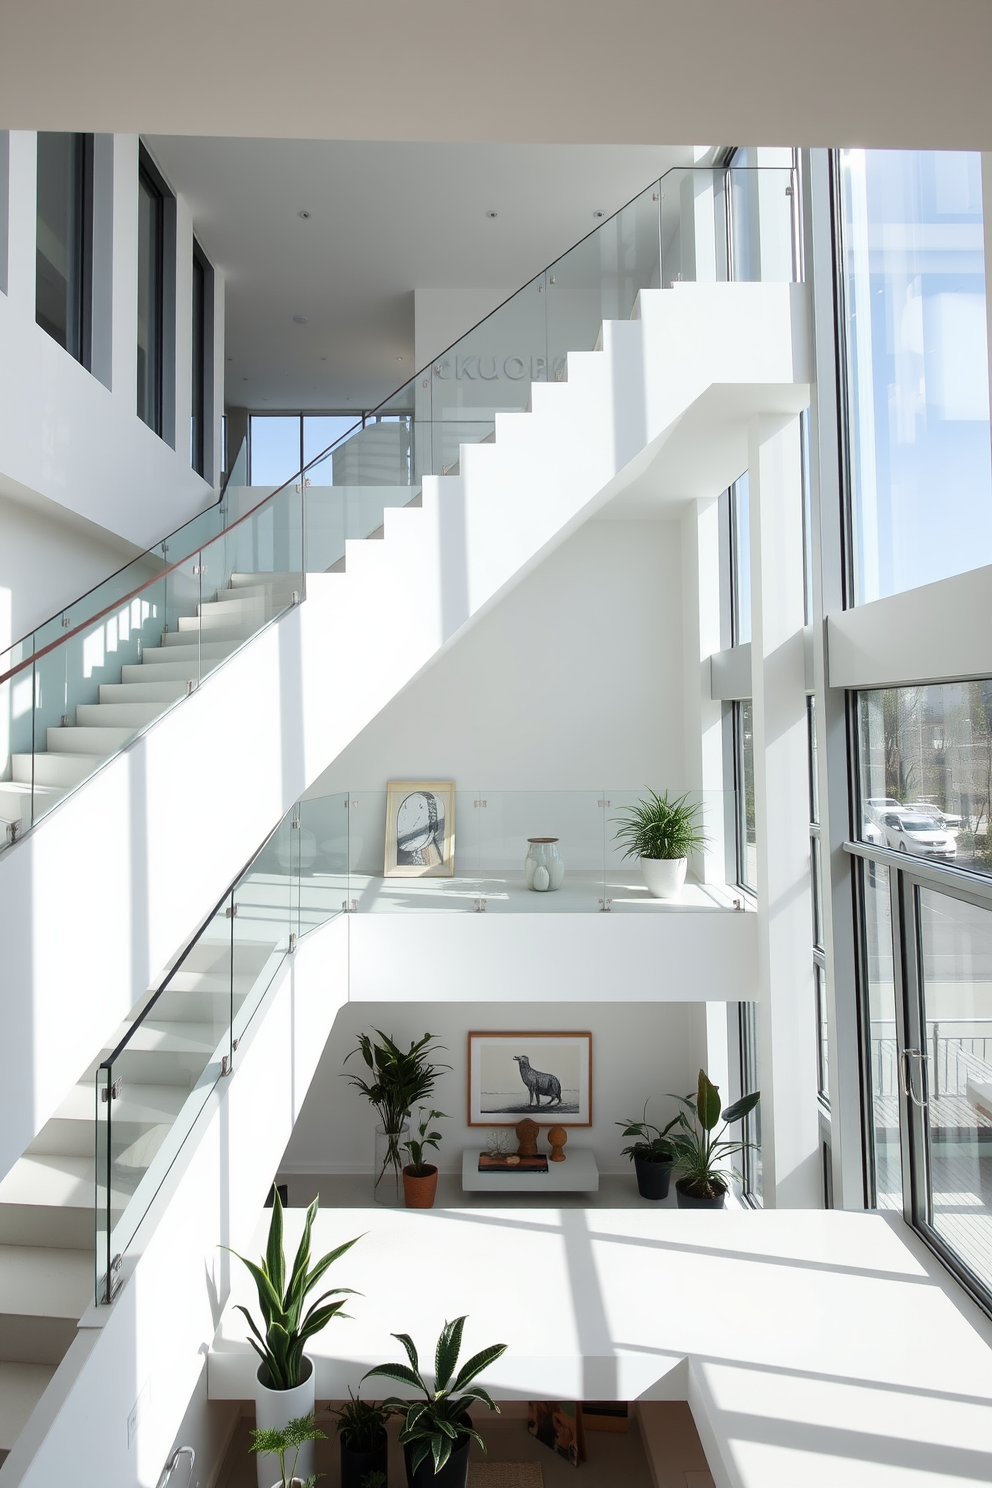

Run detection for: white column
[[749, 412, 820, 1208]]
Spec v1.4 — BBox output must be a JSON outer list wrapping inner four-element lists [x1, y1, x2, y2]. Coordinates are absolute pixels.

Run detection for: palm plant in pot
[[225, 1191, 360, 1487], [668, 1069, 760, 1209], [329, 1391, 393, 1488], [344, 1029, 449, 1205], [363, 1315, 507, 1487], [616, 1100, 681, 1200], [613, 789, 707, 899], [249, 1411, 325, 1488], [402, 1106, 447, 1209]]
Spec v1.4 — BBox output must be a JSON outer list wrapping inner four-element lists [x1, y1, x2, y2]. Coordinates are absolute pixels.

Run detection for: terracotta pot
[[675, 1177, 727, 1210], [633, 1154, 673, 1200], [403, 1163, 439, 1208]]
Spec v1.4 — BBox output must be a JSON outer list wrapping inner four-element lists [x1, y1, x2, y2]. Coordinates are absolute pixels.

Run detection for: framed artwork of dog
[[467, 1031, 592, 1126]]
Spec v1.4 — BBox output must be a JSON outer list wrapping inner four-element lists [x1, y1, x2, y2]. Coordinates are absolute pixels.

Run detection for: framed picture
[[383, 780, 455, 877], [468, 1031, 592, 1126]]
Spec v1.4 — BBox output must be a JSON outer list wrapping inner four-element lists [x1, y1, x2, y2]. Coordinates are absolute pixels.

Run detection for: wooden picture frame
[[468, 1031, 592, 1126], [383, 780, 455, 877]]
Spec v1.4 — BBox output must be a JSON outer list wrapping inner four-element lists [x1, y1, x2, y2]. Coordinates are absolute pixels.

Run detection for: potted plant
[[249, 1410, 325, 1488], [616, 1100, 681, 1200], [668, 1069, 760, 1209], [402, 1106, 447, 1209], [613, 789, 707, 899], [226, 1191, 360, 1487], [329, 1392, 393, 1488], [344, 1030, 449, 1205], [363, 1315, 507, 1487]]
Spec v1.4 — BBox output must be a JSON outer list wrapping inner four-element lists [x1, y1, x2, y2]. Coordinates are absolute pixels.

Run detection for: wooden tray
[[478, 1154, 549, 1172]]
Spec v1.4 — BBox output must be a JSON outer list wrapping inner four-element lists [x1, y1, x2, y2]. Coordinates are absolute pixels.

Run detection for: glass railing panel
[[476, 791, 605, 912], [231, 815, 296, 1045], [0, 639, 35, 847], [660, 168, 729, 286], [298, 790, 350, 932], [728, 167, 796, 283], [163, 550, 203, 650], [345, 789, 388, 912], [430, 276, 547, 475], [605, 788, 737, 911], [547, 182, 661, 377]]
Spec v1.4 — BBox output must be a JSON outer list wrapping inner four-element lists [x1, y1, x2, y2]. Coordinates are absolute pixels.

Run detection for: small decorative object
[[612, 788, 707, 900], [363, 1316, 507, 1487], [478, 1153, 547, 1172], [668, 1069, 760, 1209], [402, 1106, 447, 1209], [344, 1029, 449, 1205], [505, 1154, 521, 1166], [515, 1117, 540, 1157], [485, 1128, 512, 1159], [617, 1099, 680, 1200], [548, 1125, 567, 1162], [224, 1192, 358, 1487], [249, 1410, 326, 1488], [384, 779, 456, 877], [329, 1391, 392, 1488], [524, 837, 564, 892], [467, 1032, 593, 1126], [527, 1402, 585, 1468]]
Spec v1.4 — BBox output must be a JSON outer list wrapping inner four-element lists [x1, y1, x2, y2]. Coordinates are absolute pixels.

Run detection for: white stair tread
[[0, 1155, 94, 1210], [0, 1362, 56, 1450], [0, 1246, 92, 1318], [229, 572, 301, 588], [46, 727, 135, 755], [12, 755, 103, 786], [98, 680, 190, 703], [168, 622, 256, 643], [215, 582, 298, 602], [48, 1080, 189, 1128], [138, 639, 239, 661], [75, 703, 164, 727], [102, 1019, 218, 1056]]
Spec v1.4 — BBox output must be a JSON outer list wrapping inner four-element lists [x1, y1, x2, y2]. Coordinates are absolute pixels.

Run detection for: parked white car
[[879, 811, 957, 860], [865, 796, 903, 824], [903, 801, 964, 831]]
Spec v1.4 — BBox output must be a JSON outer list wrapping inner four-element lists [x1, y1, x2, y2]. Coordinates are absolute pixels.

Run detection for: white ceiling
[[145, 137, 695, 410]]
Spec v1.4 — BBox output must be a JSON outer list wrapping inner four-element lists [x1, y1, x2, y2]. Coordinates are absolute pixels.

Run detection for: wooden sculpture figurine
[[515, 1116, 540, 1158], [548, 1125, 567, 1162]]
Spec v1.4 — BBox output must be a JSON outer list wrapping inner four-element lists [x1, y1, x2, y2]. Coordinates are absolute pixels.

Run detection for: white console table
[[461, 1149, 599, 1193]]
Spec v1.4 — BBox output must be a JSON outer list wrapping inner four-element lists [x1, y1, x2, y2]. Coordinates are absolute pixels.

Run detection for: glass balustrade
[[4, 166, 798, 857]]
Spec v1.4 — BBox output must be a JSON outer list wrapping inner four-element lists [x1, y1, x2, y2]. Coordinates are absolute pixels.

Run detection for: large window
[[36, 131, 92, 363], [248, 413, 364, 487], [857, 680, 992, 875], [735, 698, 756, 892], [841, 150, 991, 604], [861, 862, 901, 1211], [729, 471, 751, 644], [137, 153, 165, 434], [190, 239, 211, 476]]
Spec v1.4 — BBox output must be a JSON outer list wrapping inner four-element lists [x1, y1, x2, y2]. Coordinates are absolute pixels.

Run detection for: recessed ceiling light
[[320, 356, 327, 362], [486, 210, 498, 219], [593, 209, 605, 218], [396, 356, 403, 361], [298, 210, 311, 220], [293, 314, 308, 325]]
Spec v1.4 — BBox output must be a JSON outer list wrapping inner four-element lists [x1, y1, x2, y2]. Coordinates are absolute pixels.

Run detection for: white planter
[[254, 1357, 315, 1488], [641, 856, 687, 899]]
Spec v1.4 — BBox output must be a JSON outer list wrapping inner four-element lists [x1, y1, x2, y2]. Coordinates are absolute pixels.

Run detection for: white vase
[[525, 837, 565, 892], [641, 856, 687, 899], [254, 1357, 316, 1488]]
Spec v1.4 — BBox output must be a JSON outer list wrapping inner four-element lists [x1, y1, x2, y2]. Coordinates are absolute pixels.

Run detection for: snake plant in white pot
[[226, 1191, 360, 1487], [613, 789, 707, 899]]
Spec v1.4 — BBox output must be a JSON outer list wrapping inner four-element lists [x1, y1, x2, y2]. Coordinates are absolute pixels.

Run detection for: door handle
[[900, 1048, 929, 1109]]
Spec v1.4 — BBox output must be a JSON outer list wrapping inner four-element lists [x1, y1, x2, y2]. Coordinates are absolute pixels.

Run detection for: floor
[[217, 1400, 712, 1488], [277, 1172, 742, 1213]]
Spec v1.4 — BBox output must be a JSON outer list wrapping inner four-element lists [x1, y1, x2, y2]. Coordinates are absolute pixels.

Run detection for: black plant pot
[[633, 1154, 673, 1201], [675, 1177, 727, 1210], [403, 1416, 472, 1488], [341, 1431, 388, 1488]]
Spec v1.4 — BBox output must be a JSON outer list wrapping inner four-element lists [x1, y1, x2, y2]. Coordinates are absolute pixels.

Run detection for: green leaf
[[264, 1189, 286, 1301], [450, 1341, 507, 1392], [434, 1315, 465, 1392], [362, 1362, 424, 1393], [432, 1434, 453, 1473], [696, 1070, 722, 1131], [721, 1091, 760, 1124], [392, 1332, 422, 1380]]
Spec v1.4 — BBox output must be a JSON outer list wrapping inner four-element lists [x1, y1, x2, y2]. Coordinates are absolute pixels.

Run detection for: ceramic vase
[[525, 837, 565, 892], [254, 1357, 315, 1488], [641, 856, 687, 899]]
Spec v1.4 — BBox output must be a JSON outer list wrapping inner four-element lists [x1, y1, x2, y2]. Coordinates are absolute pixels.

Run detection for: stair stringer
[[0, 281, 808, 1184]]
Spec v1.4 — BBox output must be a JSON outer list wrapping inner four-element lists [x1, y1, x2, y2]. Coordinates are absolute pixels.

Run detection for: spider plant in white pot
[[613, 789, 707, 899]]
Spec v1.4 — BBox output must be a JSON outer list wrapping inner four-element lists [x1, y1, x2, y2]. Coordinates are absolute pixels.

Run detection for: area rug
[[467, 1464, 544, 1487]]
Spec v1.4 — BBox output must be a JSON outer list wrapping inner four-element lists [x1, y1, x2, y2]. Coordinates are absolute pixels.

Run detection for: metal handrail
[[1, 162, 793, 690], [160, 1444, 195, 1488]]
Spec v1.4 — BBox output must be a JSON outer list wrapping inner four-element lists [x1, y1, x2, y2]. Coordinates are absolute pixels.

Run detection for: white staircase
[[0, 574, 301, 833]]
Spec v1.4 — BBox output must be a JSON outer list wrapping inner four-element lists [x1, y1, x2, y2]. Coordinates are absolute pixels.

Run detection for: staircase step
[[0, 1361, 57, 1455], [98, 680, 190, 703], [75, 703, 165, 728], [12, 754, 104, 788], [27, 1081, 190, 1158], [0, 1246, 91, 1363], [136, 638, 239, 664], [228, 571, 302, 589], [46, 726, 135, 755], [165, 623, 256, 645], [0, 782, 64, 825], [215, 581, 299, 603], [0, 1155, 113, 1248], [194, 596, 286, 623]]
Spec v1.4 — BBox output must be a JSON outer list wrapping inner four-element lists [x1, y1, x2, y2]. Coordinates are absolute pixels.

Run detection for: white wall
[[280, 997, 709, 1178], [0, 131, 222, 607], [414, 287, 516, 370], [308, 519, 685, 793]]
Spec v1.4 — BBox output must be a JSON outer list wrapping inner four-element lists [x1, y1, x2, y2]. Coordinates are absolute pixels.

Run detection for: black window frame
[[35, 131, 93, 367]]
